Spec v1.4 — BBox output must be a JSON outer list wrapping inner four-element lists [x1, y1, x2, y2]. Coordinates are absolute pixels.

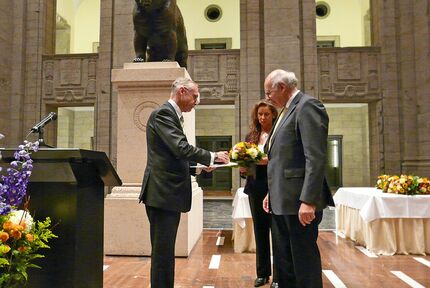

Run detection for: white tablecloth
[[333, 187, 430, 222], [232, 187, 252, 228], [231, 187, 255, 253], [334, 187, 430, 255]]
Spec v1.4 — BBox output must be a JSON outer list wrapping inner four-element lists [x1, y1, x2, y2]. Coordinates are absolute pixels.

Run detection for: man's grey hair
[[269, 69, 298, 89], [171, 77, 196, 94]]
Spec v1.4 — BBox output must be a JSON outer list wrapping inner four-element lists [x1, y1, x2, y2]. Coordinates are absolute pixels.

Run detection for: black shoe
[[254, 277, 269, 287], [270, 282, 279, 288]]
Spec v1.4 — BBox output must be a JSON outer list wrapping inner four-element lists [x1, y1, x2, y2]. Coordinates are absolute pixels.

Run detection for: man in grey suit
[[263, 69, 334, 288], [139, 77, 229, 288]]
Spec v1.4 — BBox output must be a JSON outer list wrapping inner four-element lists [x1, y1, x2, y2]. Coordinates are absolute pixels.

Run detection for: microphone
[[30, 112, 58, 133]]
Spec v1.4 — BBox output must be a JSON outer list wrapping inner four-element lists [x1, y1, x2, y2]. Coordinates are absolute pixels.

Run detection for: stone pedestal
[[104, 62, 203, 256]]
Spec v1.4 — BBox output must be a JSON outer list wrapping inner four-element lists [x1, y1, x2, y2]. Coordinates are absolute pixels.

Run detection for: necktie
[[179, 115, 184, 128], [268, 107, 287, 150]]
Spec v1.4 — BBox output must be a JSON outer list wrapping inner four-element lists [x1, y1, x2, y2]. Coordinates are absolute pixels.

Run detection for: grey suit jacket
[[139, 102, 211, 212], [265, 92, 334, 215]]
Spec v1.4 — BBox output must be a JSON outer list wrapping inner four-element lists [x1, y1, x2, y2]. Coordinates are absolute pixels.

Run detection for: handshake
[[199, 151, 230, 173]]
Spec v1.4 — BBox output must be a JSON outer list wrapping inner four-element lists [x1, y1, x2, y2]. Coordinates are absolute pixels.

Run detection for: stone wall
[[196, 108, 236, 138], [0, 1, 13, 141]]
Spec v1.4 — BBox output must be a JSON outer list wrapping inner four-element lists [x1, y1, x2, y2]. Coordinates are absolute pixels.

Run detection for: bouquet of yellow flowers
[[229, 141, 265, 168], [375, 174, 430, 195]]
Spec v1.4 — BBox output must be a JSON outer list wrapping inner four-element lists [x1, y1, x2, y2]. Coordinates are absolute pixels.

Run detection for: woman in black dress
[[241, 101, 279, 288]]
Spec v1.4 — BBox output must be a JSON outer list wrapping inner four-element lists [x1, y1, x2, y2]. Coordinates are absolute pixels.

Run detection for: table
[[334, 187, 430, 255], [232, 187, 256, 253]]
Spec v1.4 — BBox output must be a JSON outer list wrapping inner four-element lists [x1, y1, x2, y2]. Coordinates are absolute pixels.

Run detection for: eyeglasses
[[265, 90, 274, 97], [182, 87, 200, 104]]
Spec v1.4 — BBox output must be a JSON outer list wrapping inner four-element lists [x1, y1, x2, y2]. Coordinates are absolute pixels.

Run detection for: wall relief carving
[[318, 48, 381, 101], [55, 88, 86, 102], [333, 83, 367, 97], [193, 55, 219, 82], [133, 101, 159, 132], [42, 55, 98, 105], [60, 59, 82, 85], [188, 50, 239, 103]]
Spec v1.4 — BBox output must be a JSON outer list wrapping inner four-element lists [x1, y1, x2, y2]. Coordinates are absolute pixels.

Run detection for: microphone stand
[[26, 127, 54, 148], [27, 112, 57, 148], [36, 127, 53, 148]]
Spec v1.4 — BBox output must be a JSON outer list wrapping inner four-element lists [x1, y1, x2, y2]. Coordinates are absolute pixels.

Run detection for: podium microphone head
[[30, 112, 58, 133], [51, 112, 58, 120]]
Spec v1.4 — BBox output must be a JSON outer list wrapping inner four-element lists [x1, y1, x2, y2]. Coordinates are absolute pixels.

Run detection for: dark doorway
[[196, 136, 232, 192]]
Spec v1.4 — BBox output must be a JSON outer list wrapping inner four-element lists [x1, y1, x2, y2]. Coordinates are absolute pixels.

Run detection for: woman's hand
[[257, 156, 268, 165], [263, 194, 270, 213]]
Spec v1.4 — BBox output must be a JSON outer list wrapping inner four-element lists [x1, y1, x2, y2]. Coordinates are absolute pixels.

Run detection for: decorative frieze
[[188, 50, 240, 103], [318, 47, 381, 102], [42, 54, 98, 105]]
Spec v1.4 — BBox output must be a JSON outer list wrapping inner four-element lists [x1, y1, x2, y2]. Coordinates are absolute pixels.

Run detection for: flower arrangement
[[229, 141, 265, 168], [0, 141, 57, 287], [376, 174, 430, 195]]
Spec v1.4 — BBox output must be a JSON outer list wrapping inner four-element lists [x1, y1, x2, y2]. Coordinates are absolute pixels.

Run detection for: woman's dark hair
[[247, 100, 278, 144]]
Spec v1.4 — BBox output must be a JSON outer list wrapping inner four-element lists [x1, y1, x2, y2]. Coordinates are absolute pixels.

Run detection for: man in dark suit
[[263, 69, 334, 288], [139, 77, 229, 288]]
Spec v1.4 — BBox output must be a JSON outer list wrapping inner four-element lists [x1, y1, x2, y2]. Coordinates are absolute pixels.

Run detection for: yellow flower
[[231, 150, 238, 160], [15, 224, 25, 232], [0, 244, 11, 254], [26, 233, 34, 242], [3, 220, 14, 231]]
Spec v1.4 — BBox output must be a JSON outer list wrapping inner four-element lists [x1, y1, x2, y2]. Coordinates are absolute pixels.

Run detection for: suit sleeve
[[297, 98, 329, 204], [154, 108, 211, 166]]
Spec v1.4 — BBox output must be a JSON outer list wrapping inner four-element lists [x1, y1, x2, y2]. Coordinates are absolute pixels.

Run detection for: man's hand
[[202, 166, 216, 172], [298, 202, 316, 226], [215, 151, 229, 164], [262, 194, 270, 213]]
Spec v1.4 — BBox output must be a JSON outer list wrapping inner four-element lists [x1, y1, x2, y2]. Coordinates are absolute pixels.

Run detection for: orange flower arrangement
[[376, 174, 430, 195]]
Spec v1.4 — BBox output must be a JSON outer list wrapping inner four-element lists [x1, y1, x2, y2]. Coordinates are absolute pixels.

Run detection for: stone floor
[[104, 230, 430, 287], [203, 199, 336, 230]]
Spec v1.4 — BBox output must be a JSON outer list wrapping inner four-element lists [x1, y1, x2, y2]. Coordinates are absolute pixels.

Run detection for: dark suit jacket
[[266, 92, 334, 215], [139, 101, 211, 212]]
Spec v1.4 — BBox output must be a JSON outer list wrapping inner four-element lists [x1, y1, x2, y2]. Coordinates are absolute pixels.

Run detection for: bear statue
[[133, 0, 188, 68]]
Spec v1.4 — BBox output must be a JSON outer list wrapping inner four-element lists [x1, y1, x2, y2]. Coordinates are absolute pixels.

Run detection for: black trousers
[[145, 205, 181, 288], [248, 193, 277, 281], [271, 211, 323, 288]]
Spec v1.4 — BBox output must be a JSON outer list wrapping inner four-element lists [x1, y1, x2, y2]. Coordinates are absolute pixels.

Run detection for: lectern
[[0, 149, 122, 288]]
